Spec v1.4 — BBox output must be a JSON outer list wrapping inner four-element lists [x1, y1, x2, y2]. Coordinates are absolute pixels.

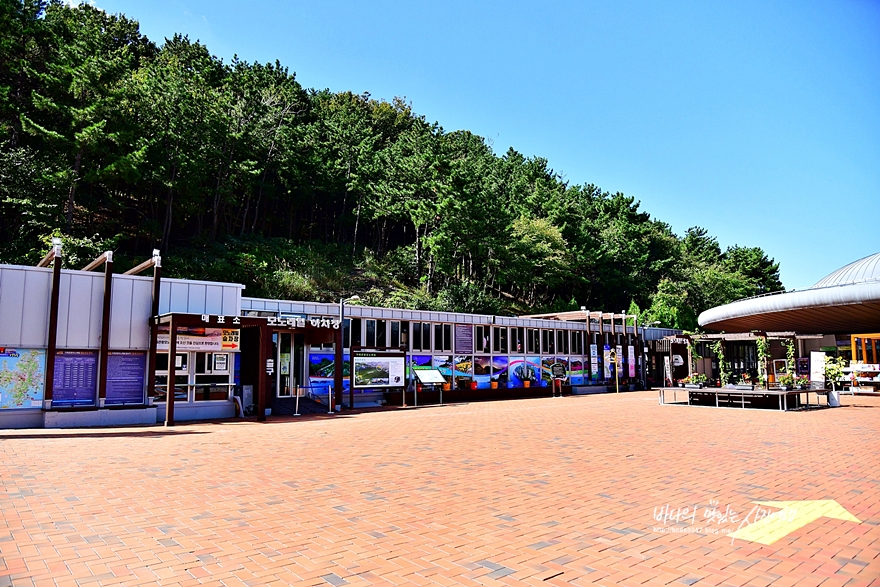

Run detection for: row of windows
[[331, 319, 621, 354]]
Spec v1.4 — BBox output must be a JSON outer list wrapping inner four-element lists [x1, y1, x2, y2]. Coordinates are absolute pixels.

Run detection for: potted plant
[[735, 374, 754, 391], [795, 375, 810, 390], [683, 373, 706, 389], [778, 372, 794, 391], [824, 355, 845, 407]]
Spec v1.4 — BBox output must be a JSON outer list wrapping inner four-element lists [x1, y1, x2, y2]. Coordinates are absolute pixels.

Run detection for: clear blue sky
[[95, 0, 880, 290]]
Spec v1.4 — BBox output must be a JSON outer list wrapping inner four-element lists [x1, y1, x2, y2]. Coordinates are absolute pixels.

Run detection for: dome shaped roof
[[811, 252, 880, 288]]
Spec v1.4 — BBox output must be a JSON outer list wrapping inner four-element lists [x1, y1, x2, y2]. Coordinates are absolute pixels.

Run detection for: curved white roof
[[698, 252, 880, 334], [811, 252, 880, 288]]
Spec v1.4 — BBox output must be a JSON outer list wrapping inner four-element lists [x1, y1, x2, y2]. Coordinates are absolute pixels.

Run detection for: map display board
[[352, 352, 405, 388], [105, 351, 147, 405], [53, 350, 98, 406], [0, 348, 45, 409]]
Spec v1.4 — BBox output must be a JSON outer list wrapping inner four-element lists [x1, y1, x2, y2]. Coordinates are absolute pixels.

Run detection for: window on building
[[377, 320, 387, 347], [527, 329, 539, 354], [493, 326, 508, 353], [350, 318, 362, 348], [390, 321, 400, 349], [542, 330, 555, 354], [411, 322, 432, 351], [366, 319, 377, 347], [570, 331, 584, 355], [557, 330, 569, 354], [474, 325, 491, 353], [412, 322, 422, 350], [433, 323, 452, 351], [510, 327, 524, 353]]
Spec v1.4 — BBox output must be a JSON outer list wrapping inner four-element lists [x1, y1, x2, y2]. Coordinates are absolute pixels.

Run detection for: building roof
[[698, 252, 880, 334], [811, 252, 880, 288]]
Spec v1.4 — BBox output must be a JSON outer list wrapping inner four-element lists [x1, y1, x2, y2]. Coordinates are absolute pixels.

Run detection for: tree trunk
[[66, 149, 83, 232], [161, 166, 177, 251], [352, 193, 363, 257]]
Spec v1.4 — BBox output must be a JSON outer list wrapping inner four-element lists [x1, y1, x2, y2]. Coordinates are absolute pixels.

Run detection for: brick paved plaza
[[2, 392, 879, 586]]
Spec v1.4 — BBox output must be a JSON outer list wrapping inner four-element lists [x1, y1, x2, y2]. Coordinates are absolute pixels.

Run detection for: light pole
[[339, 295, 360, 410], [609, 349, 619, 393], [644, 321, 660, 388]]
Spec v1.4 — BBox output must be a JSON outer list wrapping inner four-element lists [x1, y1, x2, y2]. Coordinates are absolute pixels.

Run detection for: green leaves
[[0, 0, 785, 317]]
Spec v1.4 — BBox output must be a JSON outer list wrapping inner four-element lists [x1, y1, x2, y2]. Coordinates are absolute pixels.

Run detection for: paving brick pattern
[[1, 391, 879, 586]]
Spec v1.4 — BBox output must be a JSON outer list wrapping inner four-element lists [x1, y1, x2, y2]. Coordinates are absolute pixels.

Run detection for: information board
[[53, 350, 98, 406], [454, 324, 473, 354], [105, 351, 147, 405], [551, 362, 567, 379], [415, 369, 447, 384], [353, 352, 406, 388], [0, 348, 45, 409]]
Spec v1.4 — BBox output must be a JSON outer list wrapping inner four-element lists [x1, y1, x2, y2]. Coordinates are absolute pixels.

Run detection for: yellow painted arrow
[[729, 500, 860, 545]]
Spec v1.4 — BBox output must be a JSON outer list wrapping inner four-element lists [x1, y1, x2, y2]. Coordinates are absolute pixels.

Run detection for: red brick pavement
[[1, 391, 879, 586]]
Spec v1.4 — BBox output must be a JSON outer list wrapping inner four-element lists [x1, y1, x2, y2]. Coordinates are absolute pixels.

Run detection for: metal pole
[[328, 385, 334, 414], [294, 380, 301, 416]]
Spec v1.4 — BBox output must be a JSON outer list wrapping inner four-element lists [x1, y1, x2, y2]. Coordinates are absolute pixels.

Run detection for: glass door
[[278, 332, 293, 397]]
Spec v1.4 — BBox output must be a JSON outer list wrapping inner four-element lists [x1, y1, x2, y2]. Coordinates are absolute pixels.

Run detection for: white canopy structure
[[698, 252, 880, 334]]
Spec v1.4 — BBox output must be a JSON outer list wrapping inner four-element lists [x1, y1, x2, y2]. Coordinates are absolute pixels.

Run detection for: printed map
[[0, 349, 45, 409]]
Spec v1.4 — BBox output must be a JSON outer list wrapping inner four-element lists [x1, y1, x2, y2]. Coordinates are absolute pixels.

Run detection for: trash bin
[[828, 389, 840, 407]]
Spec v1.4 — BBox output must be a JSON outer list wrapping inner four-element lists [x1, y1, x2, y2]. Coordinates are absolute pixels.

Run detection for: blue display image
[[53, 350, 98, 407], [105, 351, 147, 405]]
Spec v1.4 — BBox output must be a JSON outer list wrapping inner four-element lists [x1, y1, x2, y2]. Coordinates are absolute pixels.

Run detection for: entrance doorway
[[275, 332, 305, 397]]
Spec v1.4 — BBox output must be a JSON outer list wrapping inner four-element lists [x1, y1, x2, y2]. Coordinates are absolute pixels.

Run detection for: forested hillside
[[0, 1, 783, 329]]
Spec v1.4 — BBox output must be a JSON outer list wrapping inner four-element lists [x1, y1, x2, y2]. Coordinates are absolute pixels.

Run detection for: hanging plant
[[711, 339, 731, 386], [755, 336, 770, 388]]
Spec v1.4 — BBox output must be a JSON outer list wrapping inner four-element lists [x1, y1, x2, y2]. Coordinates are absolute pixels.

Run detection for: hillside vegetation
[[0, 0, 783, 328]]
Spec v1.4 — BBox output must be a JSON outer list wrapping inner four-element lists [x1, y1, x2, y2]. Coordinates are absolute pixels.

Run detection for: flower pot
[[470, 381, 478, 390], [684, 383, 703, 389], [735, 384, 755, 391], [523, 380, 530, 388], [442, 383, 451, 391], [490, 381, 498, 389]]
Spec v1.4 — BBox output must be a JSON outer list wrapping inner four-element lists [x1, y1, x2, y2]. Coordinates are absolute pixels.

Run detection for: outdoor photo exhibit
[[628, 345, 636, 378], [542, 357, 555, 383], [491, 356, 509, 384], [453, 355, 472, 388], [105, 351, 147, 405], [353, 352, 405, 388], [508, 357, 531, 386], [308, 353, 350, 392], [53, 350, 98, 407], [603, 345, 612, 378], [472, 356, 491, 388], [0, 348, 45, 409], [433, 355, 453, 382], [526, 357, 542, 385], [570, 357, 585, 385]]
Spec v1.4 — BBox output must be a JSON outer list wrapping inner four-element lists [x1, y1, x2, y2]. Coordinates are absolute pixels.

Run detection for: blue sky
[[96, 0, 880, 290]]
